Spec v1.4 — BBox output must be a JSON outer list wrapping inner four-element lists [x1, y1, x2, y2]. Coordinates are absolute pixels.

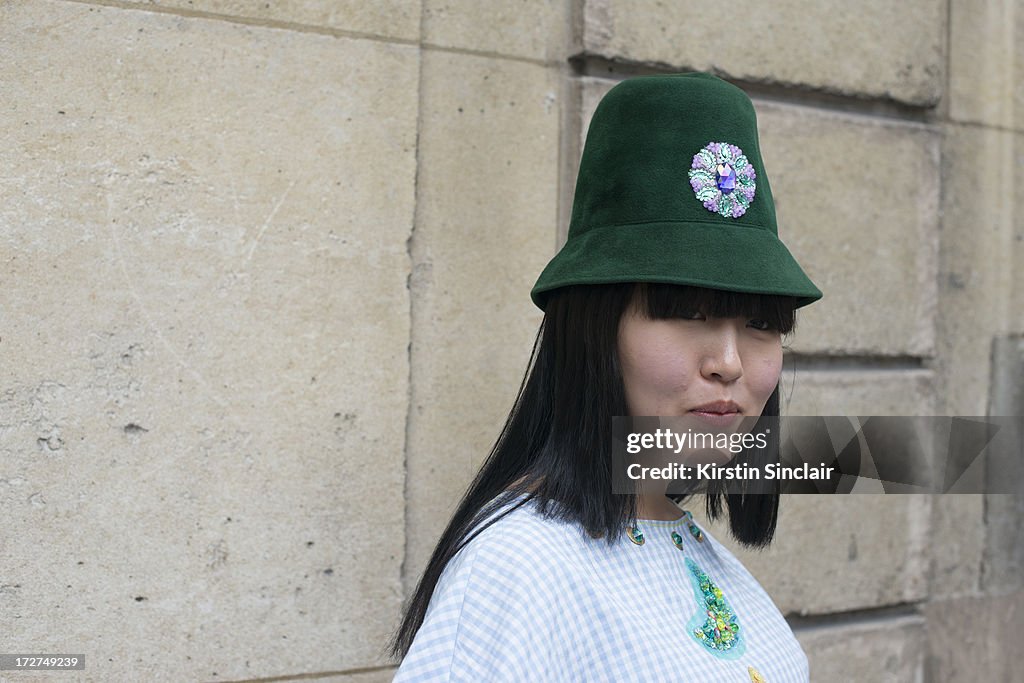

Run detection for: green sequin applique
[[685, 557, 746, 659]]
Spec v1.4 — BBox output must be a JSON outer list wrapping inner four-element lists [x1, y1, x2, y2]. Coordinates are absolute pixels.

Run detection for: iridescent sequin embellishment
[[748, 665, 768, 682], [684, 510, 704, 542], [688, 141, 757, 218], [628, 513, 747, 658], [686, 557, 742, 652]]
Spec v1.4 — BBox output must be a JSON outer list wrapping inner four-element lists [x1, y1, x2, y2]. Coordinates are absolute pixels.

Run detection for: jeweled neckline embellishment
[[627, 511, 746, 658], [628, 510, 704, 544]]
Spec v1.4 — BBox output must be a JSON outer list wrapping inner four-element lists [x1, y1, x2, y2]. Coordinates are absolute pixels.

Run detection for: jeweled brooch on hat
[[688, 141, 756, 218]]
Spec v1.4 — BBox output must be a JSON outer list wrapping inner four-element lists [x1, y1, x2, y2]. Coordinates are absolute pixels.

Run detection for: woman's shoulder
[[395, 494, 588, 680], [435, 493, 595, 591], [462, 493, 590, 561], [420, 494, 588, 629]]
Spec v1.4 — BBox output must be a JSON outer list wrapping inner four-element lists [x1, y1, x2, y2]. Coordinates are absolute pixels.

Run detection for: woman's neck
[[504, 476, 684, 521], [636, 491, 684, 520]]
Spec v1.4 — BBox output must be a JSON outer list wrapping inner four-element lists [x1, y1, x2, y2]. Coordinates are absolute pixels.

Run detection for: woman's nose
[[700, 323, 743, 382]]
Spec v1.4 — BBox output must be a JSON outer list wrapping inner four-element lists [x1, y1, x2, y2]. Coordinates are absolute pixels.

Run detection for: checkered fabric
[[394, 494, 809, 682]]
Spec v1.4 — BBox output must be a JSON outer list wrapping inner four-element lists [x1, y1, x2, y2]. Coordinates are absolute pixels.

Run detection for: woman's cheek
[[636, 343, 694, 402], [747, 344, 784, 404]]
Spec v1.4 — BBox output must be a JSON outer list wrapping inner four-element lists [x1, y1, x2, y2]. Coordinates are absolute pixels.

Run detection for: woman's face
[[618, 296, 783, 419]]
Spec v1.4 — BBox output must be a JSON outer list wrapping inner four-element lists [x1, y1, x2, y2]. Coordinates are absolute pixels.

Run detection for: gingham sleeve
[[393, 519, 567, 682]]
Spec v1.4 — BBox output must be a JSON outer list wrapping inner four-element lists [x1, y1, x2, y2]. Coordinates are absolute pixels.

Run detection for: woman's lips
[[688, 410, 742, 427], [690, 400, 741, 413]]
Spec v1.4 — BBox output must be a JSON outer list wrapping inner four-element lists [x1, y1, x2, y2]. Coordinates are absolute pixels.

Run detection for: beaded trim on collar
[[627, 509, 704, 545]]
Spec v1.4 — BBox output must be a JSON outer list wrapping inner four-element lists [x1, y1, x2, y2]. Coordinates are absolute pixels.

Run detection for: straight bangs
[[632, 282, 798, 335]]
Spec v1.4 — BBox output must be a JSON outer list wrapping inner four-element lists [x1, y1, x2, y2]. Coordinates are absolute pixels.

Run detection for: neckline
[[635, 511, 689, 526], [502, 491, 692, 527]]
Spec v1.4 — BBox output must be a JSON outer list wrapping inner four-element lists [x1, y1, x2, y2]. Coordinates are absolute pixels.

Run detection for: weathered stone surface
[[758, 102, 939, 358], [117, 0, 420, 41], [797, 615, 926, 682], [982, 494, 1024, 594], [928, 493, 985, 599], [0, 1, 416, 679], [423, 0, 572, 61], [1014, 134, 1024, 334], [935, 125, 1017, 416], [576, 79, 940, 357], [983, 337, 1024, 596], [948, 0, 1024, 130], [404, 52, 559, 595], [781, 369, 936, 417], [581, 0, 945, 106], [923, 591, 1024, 682]]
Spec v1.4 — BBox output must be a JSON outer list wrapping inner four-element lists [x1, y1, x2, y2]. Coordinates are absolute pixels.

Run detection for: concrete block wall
[[0, 1, 1019, 681]]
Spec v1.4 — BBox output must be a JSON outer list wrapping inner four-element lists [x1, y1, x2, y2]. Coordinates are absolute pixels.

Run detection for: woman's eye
[[679, 310, 705, 320], [748, 319, 773, 331]]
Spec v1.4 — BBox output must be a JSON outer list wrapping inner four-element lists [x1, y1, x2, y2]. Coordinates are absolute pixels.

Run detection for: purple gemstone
[[716, 164, 736, 194]]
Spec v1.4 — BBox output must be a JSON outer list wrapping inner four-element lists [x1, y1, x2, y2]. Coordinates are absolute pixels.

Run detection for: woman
[[387, 72, 822, 682]]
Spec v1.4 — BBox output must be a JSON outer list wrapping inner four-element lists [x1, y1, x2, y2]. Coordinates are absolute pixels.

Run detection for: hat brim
[[530, 221, 823, 311]]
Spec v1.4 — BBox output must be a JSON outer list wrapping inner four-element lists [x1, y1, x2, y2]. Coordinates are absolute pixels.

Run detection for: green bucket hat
[[530, 72, 822, 311]]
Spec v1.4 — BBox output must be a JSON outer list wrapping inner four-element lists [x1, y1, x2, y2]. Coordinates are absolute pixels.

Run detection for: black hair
[[385, 281, 799, 662]]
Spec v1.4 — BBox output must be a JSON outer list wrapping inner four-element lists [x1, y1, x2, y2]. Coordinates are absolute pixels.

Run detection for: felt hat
[[530, 72, 822, 311]]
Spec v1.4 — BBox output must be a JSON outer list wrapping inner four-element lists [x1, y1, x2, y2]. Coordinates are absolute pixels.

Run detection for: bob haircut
[[387, 281, 800, 661]]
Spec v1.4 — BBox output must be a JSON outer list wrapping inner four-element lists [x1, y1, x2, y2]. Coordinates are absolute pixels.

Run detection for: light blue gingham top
[[394, 493, 809, 682]]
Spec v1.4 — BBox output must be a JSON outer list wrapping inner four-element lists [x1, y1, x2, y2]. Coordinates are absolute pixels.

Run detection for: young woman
[[387, 72, 822, 682]]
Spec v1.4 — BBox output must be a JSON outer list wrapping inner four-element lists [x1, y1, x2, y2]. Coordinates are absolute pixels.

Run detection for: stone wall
[[0, 1, 1020, 681]]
